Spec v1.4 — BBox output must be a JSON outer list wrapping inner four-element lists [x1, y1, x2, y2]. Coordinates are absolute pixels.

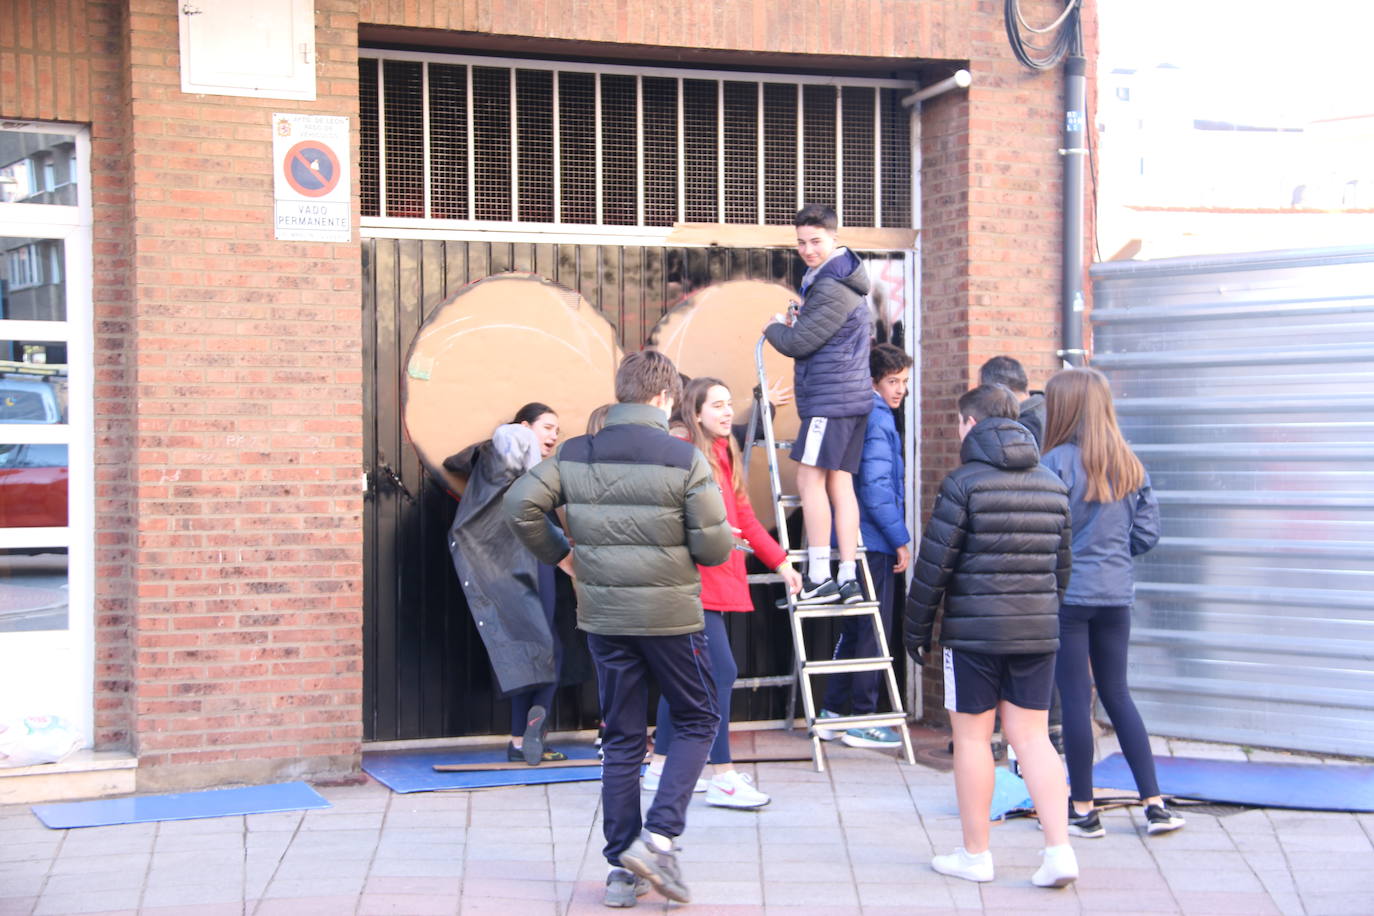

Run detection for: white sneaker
[[813, 708, 843, 741], [931, 847, 994, 882], [1031, 844, 1079, 888], [706, 770, 770, 809], [641, 767, 707, 793]]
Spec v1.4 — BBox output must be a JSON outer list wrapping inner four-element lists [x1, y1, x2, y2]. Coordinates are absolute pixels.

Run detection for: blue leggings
[[510, 563, 561, 738], [1055, 603, 1161, 803], [654, 610, 737, 765]]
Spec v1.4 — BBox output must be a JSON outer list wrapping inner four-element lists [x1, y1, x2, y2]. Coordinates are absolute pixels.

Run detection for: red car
[[0, 443, 68, 528]]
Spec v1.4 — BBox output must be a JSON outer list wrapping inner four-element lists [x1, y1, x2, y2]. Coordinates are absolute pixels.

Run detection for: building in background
[[0, 0, 1092, 798]]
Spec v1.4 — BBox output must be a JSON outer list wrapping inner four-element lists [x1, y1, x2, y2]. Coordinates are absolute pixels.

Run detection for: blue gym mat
[[362, 743, 610, 793], [989, 766, 1033, 821], [1092, 753, 1374, 812], [32, 781, 330, 830]]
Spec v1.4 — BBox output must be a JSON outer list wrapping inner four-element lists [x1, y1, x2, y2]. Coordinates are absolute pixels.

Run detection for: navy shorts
[[942, 647, 1056, 714], [791, 414, 867, 474]]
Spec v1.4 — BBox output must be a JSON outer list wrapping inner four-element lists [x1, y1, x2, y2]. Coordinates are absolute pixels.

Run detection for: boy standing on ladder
[[764, 204, 873, 605]]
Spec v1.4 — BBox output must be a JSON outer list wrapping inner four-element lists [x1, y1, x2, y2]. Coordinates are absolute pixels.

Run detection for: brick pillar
[[124, 0, 365, 789]]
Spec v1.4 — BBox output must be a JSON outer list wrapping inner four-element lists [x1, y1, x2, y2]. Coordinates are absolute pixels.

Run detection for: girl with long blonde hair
[[644, 376, 802, 809], [1041, 368, 1183, 837]]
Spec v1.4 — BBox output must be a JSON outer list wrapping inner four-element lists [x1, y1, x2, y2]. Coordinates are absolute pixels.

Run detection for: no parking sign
[[272, 113, 350, 242]]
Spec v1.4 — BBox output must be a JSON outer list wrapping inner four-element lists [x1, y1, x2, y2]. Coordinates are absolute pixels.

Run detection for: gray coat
[[1041, 442, 1161, 606], [764, 248, 872, 419], [504, 403, 733, 636], [445, 425, 557, 697]]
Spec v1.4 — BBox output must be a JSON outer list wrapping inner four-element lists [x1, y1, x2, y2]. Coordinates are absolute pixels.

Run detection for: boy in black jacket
[[905, 384, 1078, 888]]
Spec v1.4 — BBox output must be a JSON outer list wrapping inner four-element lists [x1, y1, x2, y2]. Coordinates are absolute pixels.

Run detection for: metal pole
[[1059, 55, 1088, 367]]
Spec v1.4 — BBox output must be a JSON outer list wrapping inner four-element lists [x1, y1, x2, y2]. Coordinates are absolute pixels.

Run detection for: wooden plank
[[432, 752, 812, 772], [664, 223, 917, 250]]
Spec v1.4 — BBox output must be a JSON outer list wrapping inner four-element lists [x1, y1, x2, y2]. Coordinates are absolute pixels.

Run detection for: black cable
[[1004, 0, 1080, 71]]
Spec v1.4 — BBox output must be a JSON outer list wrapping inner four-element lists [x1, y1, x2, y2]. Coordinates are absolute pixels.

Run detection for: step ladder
[[743, 335, 916, 773]]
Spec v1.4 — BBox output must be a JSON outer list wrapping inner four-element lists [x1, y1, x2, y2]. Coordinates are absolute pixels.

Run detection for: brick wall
[[3, 1, 367, 789], [1, 0, 1093, 784]]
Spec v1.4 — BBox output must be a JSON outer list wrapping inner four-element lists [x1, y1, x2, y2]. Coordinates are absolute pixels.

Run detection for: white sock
[[807, 547, 830, 581], [837, 560, 857, 583], [649, 831, 673, 851]]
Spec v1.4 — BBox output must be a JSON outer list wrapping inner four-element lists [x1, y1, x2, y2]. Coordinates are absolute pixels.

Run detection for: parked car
[[0, 377, 62, 424], [0, 443, 67, 528]]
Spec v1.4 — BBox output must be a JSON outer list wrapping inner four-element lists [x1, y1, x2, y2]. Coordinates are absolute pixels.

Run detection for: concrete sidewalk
[[2, 732, 1371, 916]]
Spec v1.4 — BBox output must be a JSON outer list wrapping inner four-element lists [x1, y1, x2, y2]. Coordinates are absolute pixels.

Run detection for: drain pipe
[[900, 68, 971, 723], [1059, 54, 1088, 366]]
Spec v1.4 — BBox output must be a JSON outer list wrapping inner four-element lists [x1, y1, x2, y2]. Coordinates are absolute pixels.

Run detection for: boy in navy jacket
[[816, 343, 912, 749], [764, 204, 872, 605]]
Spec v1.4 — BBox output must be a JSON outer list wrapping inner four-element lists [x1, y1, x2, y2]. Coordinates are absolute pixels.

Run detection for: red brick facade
[[1, 0, 1094, 787]]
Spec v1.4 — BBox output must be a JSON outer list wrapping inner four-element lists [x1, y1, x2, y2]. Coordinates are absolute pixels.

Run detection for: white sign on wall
[[272, 113, 350, 242]]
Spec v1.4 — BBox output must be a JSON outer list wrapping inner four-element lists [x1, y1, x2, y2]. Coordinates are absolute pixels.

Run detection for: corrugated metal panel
[[1090, 246, 1374, 757]]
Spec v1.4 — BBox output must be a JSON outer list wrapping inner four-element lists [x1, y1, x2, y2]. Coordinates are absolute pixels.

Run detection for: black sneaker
[[521, 704, 548, 765], [619, 830, 690, 903], [1145, 803, 1185, 835], [604, 867, 650, 907], [506, 741, 568, 764], [778, 576, 840, 608], [1068, 801, 1105, 838], [837, 578, 864, 604]]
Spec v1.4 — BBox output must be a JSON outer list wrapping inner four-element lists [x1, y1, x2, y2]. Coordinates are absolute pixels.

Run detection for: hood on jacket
[[960, 416, 1040, 470], [801, 247, 869, 298]]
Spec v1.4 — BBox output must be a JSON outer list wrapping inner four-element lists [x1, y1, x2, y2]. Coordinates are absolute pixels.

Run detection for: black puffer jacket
[[904, 417, 1072, 656], [764, 248, 872, 418]]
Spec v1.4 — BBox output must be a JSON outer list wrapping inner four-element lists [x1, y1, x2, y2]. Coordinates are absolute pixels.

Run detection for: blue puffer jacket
[[1041, 442, 1161, 606], [764, 248, 872, 419], [857, 391, 911, 556]]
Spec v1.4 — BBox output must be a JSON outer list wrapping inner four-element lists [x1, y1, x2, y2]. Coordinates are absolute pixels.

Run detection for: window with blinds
[[359, 52, 914, 229]]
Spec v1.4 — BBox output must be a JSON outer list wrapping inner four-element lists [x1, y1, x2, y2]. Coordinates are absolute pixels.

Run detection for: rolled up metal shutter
[[1091, 246, 1374, 757]]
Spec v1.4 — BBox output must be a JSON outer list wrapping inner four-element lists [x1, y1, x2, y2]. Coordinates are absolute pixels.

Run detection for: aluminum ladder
[[743, 335, 915, 772]]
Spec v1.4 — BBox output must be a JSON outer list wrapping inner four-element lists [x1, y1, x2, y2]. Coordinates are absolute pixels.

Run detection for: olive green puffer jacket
[[504, 403, 733, 636]]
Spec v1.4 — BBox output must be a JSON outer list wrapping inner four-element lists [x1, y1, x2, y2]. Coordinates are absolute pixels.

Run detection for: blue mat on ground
[[362, 743, 611, 793], [32, 781, 330, 830], [1092, 753, 1374, 812], [989, 766, 1033, 821]]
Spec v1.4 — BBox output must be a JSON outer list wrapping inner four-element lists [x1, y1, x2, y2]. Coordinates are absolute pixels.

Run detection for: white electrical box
[[179, 0, 316, 101]]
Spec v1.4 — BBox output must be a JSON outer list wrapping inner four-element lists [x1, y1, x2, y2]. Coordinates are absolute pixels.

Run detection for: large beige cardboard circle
[[650, 280, 801, 532], [404, 273, 622, 496]]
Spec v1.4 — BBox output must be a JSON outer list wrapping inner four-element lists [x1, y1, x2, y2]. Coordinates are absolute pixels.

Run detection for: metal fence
[[1090, 246, 1374, 758]]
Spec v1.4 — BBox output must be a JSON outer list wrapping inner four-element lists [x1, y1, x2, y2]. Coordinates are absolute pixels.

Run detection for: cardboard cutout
[[649, 280, 802, 530], [404, 273, 622, 496]]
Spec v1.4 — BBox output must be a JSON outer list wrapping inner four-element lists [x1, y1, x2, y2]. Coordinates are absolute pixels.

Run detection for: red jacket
[[696, 436, 788, 612]]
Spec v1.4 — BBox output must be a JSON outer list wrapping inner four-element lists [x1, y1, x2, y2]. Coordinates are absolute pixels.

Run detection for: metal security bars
[[360, 51, 915, 231]]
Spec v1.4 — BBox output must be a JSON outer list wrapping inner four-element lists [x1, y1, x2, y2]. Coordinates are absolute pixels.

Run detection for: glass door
[[0, 124, 93, 744]]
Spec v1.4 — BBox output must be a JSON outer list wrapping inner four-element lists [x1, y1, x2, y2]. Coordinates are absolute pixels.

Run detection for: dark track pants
[[1055, 603, 1162, 803], [653, 611, 737, 765], [822, 553, 896, 715], [588, 629, 719, 866]]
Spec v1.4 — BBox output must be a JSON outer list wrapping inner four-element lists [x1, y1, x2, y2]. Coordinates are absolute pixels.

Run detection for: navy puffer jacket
[[764, 248, 872, 418], [904, 417, 1072, 656]]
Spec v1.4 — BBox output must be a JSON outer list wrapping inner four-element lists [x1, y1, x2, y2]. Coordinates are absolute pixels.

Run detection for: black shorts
[[942, 647, 1056, 714], [791, 414, 867, 474]]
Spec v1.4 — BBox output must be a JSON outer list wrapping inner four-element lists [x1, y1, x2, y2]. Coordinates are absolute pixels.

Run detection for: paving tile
[[680, 880, 763, 905], [363, 875, 464, 895], [32, 887, 141, 915], [1164, 868, 1263, 893], [1300, 893, 1374, 916], [368, 857, 465, 878], [261, 875, 366, 898], [42, 869, 147, 895], [140, 883, 244, 908], [0, 842, 62, 863], [1174, 890, 1281, 915], [856, 881, 956, 907], [48, 851, 149, 875], [457, 895, 559, 915], [244, 812, 305, 832], [0, 897, 38, 916], [976, 884, 1084, 911], [763, 881, 857, 907], [252, 895, 361, 915], [462, 859, 556, 880], [357, 893, 459, 915], [463, 841, 553, 862], [760, 859, 852, 882], [141, 906, 246, 916], [1073, 887, 1183, 912]]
